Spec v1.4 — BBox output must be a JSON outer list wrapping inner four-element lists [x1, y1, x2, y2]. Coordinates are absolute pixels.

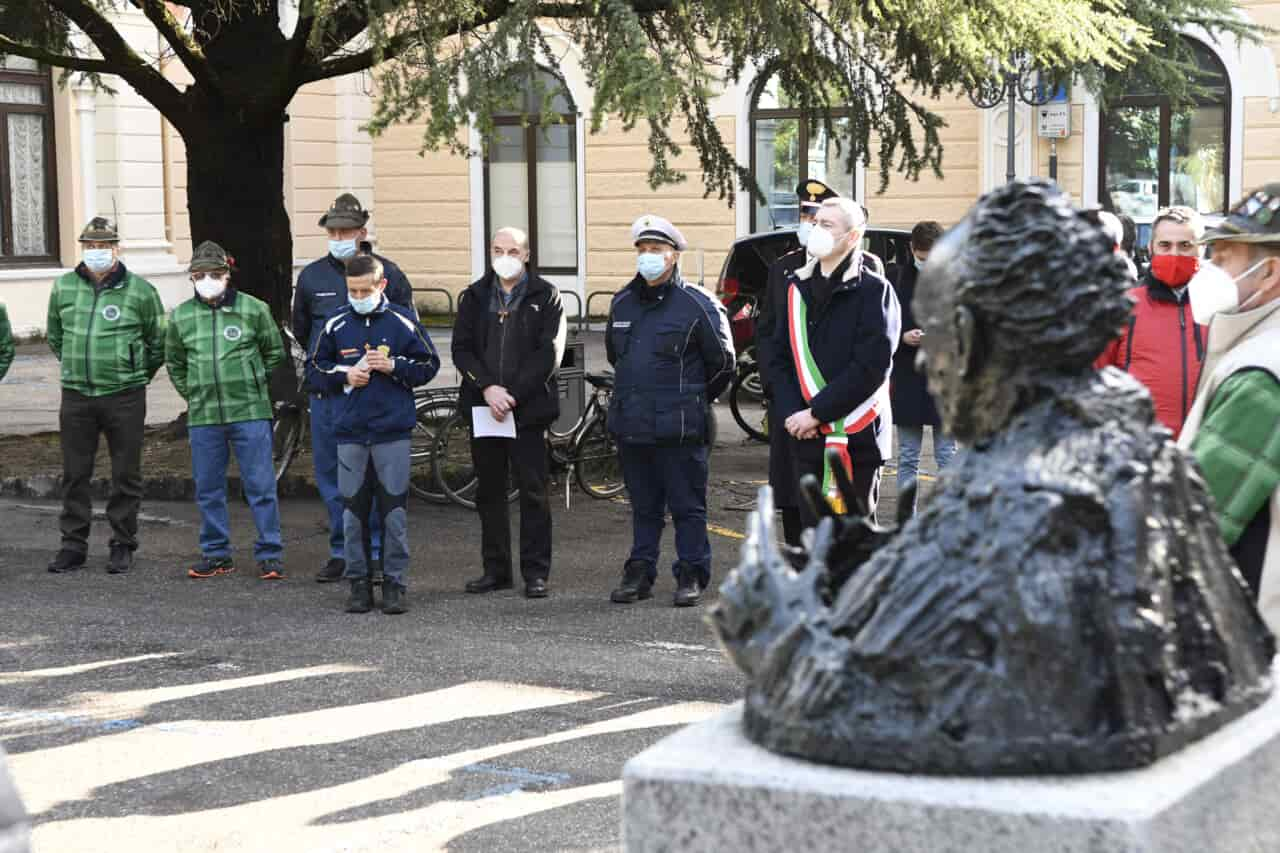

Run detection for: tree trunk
[[184, 113, 293, 323]]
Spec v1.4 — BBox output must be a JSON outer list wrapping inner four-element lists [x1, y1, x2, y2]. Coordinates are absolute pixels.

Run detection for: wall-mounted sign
[[1037, 104, 1071, 139]]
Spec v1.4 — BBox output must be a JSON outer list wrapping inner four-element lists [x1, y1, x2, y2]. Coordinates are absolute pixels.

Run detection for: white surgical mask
[[492, 255, 524, 282], [349, 292, 381, 315], [329, 239, 357, 260], [637, 252, 670, 282], [796, 221, 814, 247], [83, 248, 114, 273], [194, 275, 227, 301], [1188, 257, 1272, 325], [806, 226, 844, 259]]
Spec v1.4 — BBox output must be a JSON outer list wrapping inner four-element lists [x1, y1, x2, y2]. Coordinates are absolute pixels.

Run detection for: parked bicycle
[[431, 370, 624, 510], [728, 346, 768, 443]]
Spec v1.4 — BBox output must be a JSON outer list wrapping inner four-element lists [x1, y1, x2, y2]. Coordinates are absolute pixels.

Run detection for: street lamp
[[966, 55, 1060, 184]]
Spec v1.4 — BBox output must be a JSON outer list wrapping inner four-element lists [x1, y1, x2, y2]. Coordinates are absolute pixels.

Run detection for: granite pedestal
[[623, 685, 1280, 853], [0, 744, 29, 853]]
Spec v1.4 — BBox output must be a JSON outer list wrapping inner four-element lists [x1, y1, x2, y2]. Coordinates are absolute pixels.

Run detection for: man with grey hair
[[453, 226, 566, 598], [765, 195, 901, 528]]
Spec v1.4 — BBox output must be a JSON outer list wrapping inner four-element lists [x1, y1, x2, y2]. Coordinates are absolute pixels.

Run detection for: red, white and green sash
[[787, 282, 887, 512]]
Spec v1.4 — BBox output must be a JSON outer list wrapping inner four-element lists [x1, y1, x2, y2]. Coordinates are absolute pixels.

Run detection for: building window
[[749, 72, 856, 232], [1100, 38, 1229, 243], [0, 57, 58, 265], [483, 68, 578, 274]]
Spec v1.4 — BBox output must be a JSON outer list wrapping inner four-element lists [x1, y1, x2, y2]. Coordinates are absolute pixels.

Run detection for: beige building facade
[[2, 4, 1278, 334]]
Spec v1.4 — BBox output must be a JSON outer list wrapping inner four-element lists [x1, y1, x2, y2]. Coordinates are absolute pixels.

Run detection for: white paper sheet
[[471, 406, 517, 439]]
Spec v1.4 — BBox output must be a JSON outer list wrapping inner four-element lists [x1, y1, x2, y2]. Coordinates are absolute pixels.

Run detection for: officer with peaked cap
[[292, 193, 414, 586], [1179, 182, 1280, 632], [606, 215, 735, 607], [45, 217, 166, 576]]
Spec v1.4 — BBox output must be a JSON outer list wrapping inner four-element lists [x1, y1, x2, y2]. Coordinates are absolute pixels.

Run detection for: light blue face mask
[[796, 221, 814, 247], [82, 248, 114, 273], [637, 252, 670, 282], [329, 239, 357, 260], [349, 293, 381, 315]]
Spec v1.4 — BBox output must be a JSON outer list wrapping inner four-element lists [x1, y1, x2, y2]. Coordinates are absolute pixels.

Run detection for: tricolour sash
[[787, 282, 888, 512]]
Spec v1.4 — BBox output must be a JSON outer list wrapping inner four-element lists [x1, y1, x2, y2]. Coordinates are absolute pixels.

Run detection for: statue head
[[914, 180, 1133, 442]]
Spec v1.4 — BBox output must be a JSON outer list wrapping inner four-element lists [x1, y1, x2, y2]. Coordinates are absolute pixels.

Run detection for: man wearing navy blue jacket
[[292, 193, 414, 585], [312, 255, 440, 614], [606, 215, 734, 608]]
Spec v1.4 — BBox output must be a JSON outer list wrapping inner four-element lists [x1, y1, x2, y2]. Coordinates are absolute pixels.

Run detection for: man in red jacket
[[1096, 205, 1206, 438]]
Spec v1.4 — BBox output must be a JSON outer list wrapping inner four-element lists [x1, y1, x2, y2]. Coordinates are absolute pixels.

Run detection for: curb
[[0, 474, 321, 502]]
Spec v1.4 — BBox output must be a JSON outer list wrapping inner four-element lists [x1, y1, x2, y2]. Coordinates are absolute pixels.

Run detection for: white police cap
[[631, 214, 688, 251]]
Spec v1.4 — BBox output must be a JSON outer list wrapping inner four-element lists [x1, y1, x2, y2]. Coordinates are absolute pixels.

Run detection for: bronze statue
[[709, 180, 1276, 775]]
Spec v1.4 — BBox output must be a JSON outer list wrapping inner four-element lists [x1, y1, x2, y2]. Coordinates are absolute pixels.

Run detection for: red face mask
[[1150, 254, 1200, 287]]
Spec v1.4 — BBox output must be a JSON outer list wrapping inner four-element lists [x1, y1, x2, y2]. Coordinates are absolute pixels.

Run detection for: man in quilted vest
[[1179, 183, 1280, 634], [45, 217, 166, 576]]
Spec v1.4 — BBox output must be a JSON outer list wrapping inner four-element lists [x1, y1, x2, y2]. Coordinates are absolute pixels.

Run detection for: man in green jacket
[[0, 303, 13, 382], [46, 217, 166, 576], [166, 241, 287, 580]]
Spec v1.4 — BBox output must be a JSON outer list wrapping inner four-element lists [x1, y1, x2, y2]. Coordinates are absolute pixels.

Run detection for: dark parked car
[[716, 226, 913, 351]]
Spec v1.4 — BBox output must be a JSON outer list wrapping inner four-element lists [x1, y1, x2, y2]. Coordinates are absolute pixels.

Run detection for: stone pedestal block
[[623, 689, 1280, 853]]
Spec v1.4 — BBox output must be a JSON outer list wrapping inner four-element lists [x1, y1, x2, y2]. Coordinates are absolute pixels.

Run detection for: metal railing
[[411, 286, 455, 317]]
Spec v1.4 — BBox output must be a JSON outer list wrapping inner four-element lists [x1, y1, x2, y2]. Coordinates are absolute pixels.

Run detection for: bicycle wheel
[[573, 416, 625, 499], [729, 370, 769, 443], [410, 396, 455, 503], [432, 412, 480, 509], [272, 405, 304, 482]]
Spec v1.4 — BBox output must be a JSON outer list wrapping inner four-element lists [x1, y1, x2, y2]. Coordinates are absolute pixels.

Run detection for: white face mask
[[492, 255, 524, 282], [1188, 257, 1273, 325], [193, 274, 227, 301], [806, 226, 846, 260], [796, 221, 814, 247], [83, 248, 114, 273]]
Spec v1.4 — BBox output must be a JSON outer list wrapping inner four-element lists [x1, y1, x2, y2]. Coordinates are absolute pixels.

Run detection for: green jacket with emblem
[[46, 264, 167, 397], [165, 288, 285, 427], [0, 302, 14, 381]]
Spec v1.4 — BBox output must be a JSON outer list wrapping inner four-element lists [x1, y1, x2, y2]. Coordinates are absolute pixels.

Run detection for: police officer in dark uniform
[[291, 193, 414, 584], [607, 215, 735, 607], [758, 181, 838, 546]]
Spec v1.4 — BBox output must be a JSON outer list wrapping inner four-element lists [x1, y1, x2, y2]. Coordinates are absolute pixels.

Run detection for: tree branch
[[286, 0, 317, 75], [301, 29, 420, 83], [132, 0, 223, 97], [46, 0, 187, 125], [0, 34, 115, 75]]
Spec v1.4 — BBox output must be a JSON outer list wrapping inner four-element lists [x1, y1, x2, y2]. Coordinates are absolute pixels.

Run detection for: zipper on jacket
[[210, 306, 227, 423], [1178, 301, 1189, 420], [84, 288, 101, 393]]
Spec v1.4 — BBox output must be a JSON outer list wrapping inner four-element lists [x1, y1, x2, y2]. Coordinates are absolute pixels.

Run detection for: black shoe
[[466, 575, 514, 594], [106, 544, 133, 575], [673, 561, 702, 608], [370, 556, 384, 587], [345, 579, 374, 613], [315, 557, 345, 583], [48, 549, 86, 574], [610, 559, 653, 604], [524, 578, 549, 599], [381, 583, 408, 615]]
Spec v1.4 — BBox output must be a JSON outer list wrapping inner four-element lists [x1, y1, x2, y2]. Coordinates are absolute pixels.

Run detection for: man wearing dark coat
[[886, 221, 957, 516]]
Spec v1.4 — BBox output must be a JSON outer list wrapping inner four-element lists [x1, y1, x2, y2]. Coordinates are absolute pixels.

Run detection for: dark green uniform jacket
[[0, 303, 13, 381], [165, 287, 285, 427]]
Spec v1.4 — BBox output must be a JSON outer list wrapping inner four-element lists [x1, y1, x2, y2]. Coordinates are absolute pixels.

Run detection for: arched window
[[0, 56, 58, 265], [749, 71, 855, 232], [483, 68, 578, 273], [1100, 38, 1230, 236]]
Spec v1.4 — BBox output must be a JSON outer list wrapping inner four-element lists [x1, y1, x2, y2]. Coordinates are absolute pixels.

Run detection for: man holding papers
[[312, 255, 440, 614], [452, 227, 567, 599]]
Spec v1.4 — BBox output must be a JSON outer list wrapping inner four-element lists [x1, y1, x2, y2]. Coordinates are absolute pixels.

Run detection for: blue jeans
[[189, 419, 283, 562], [311, 393, 381, 560], [896, 425, 958, 515], [338, 440, 411, 588]]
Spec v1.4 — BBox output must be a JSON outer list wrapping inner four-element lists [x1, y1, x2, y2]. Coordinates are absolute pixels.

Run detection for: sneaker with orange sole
[[189, 556, 235, 578], [258, 559, 286, 581]]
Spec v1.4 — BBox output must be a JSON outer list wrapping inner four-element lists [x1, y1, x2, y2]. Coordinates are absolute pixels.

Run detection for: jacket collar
[[1204, 297, 1280, 356], [75, 261, 129, 290], [794, 250, 861, 287], [198, 286, 239, 310], [628, 268, 683, 301], [1142, 269, 1189, 304]]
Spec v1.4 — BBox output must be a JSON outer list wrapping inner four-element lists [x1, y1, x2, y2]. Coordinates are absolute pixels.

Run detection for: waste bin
[[554, 334, 586, 434]]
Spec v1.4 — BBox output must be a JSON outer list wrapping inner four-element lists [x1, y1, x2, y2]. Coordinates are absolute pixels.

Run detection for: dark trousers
[[618, 443, 711, 587], [471, 428, 552, 583], [787, 436, 882, 541], [58, 386, 147, 554]]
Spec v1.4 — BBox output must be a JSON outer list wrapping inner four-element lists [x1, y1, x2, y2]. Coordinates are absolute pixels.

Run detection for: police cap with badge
[[1201, 183, 1280, 246], [796, 179, 839, 214], [632, 214, 688, 251], [319, 193, 371, 230]]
